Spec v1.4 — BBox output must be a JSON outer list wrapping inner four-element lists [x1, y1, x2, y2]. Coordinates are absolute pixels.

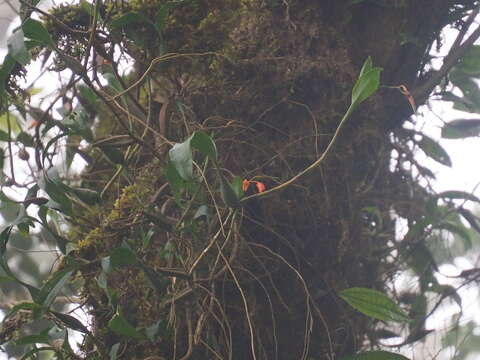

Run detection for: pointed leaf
[[436, 190, 480, 203], [442, 119, 480, 139], [417, 135, 451, 167], [435, 221, 472, 250], [22, 19, 54, 46], [71, 187, 101, 205], [339, 287, 410, 323], [50, 311, 89, 333], [35, 268, 74, 307], [359, 56, 373, 78], [351, 58, 382, 108], [191, 131, 217, 161]]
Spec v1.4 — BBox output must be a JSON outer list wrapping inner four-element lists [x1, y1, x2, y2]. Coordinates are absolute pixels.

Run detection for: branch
[[413, 9, 480, 102]]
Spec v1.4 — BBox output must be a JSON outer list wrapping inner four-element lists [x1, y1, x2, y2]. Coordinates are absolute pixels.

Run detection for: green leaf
[[80, 0, 94, 16], [165, 160, 185, 203], [436, 190, 480, 203], [22, 18, 54, 46], [38, 169, 73, 216], [0, 226, 40, 300], [219, 174, 240, 208], [359, 56, 373, 78], [435, 221, 472, 250], [71, 187, 101, 205], [110, 247, 137, 268], [17, 131, 35, 147], [0, 54, 17, 99], [102, 246, 137, 274], [169, 136, 193, 180], [231, 175, 244, 199], [4, 302, 43, 321], [0, 112, 22, 135], [35, 268, 74, 307], [0, 130, 8, 141], [15, 334, 50, 346], [339, 287, 410, 323], [99, 145, 125, 165], [351, 58, 382, 109], [441, 119, 480, 139], [191, 131, 217, 161], [108, 310, 144, 339], [341, 350, 410, 360], [417, 135, 451, 167], [109, 12, 152, 30], [456, 45, 480, 75], [63, 107, 94, 142], [50, 311, 89, 333], [7, 29, 30, 66]]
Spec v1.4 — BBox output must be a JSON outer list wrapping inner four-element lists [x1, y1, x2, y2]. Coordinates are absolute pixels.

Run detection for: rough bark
[[37, 1, 478, 359]]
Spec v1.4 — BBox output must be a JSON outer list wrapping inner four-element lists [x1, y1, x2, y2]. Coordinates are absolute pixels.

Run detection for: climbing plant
[[1, 1, 480, 360]]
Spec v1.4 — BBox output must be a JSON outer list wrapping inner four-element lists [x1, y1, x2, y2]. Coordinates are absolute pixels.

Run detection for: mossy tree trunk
[[31, 1, 478, 359]]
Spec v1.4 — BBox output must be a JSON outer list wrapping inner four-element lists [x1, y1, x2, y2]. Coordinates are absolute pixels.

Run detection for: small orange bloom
[[242, 179, 250, 192], [242, 179, 266, 194], [254, 181, 266, 193]]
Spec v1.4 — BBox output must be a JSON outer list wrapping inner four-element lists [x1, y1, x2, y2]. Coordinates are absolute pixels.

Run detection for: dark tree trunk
[[54, 1, 477, 359]]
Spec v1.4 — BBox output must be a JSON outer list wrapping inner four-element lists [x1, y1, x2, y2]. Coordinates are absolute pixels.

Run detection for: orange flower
[[242, 179, 250, 192], [242, 179, 266, 193], [254, 181, 266, 193]]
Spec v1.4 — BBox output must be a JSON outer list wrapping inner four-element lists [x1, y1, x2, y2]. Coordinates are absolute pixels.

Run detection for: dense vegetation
[[2, 1, 480, 359]]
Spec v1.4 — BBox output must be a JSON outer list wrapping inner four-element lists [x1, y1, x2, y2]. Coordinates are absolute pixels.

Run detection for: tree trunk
[[41, 1, 477, 359]]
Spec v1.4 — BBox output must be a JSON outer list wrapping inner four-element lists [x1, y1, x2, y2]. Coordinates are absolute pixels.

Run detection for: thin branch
[[413, 11, 480, 102]]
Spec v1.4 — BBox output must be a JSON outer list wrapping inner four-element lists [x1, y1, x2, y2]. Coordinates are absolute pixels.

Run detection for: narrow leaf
[[339, 287, 410, 323], [417, 135, 452, 167], [441, 119, 480, 139], [435, 221, 472, 250], [15, 334, 50, 346], [35, 268, 74, 307], [436, 190, 480, 203], [50, 311, 89, 333]]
